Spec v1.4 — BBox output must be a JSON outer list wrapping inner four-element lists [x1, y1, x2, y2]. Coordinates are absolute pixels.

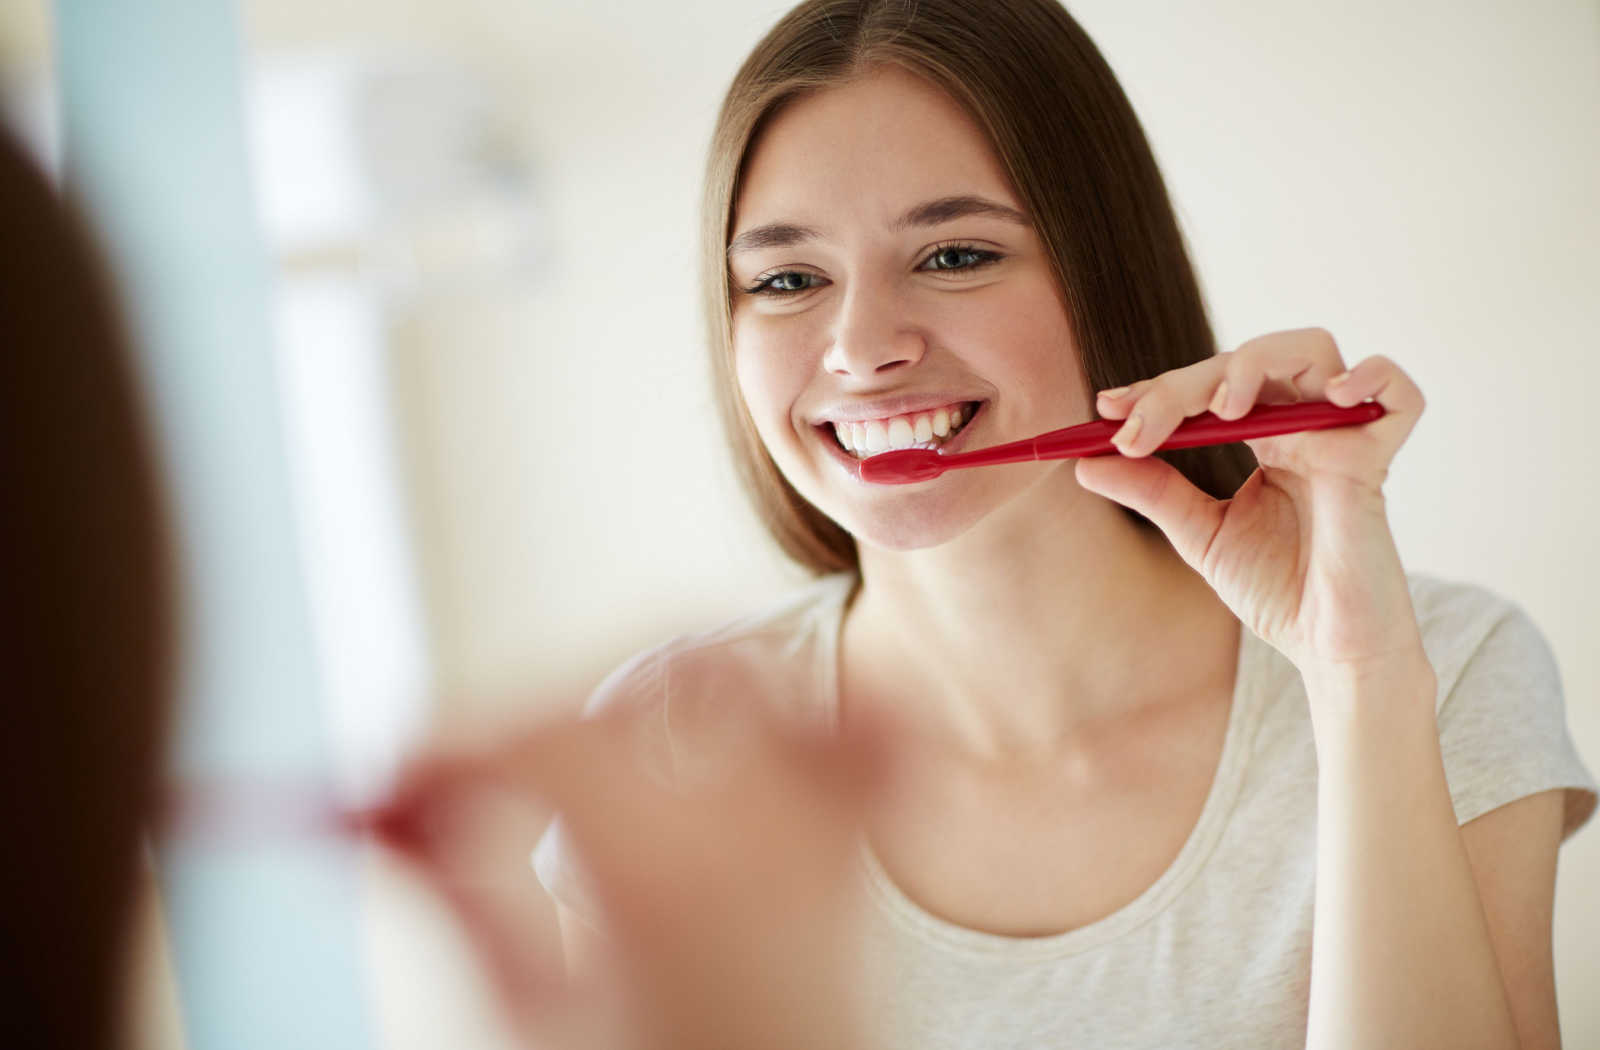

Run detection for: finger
[[365, 752, 492, 854], [370, 717, 664, 930], [1107, 332, 1350, 456], [1099, 360, 1227, 455], [1092, 378, 1152, 420], [366, 715, 591, 854], [374, 775, 579, 1041], [1164, 337, 1350, 441], [1322, 353, 1425, 452], [374, 711, 879, 1050], [1074, 455, 1224, 573], [387, 830, 640, 1050], [407, 846, 569, 1031], [1221, 328, 1349, 415], [1106, 367, 1217, 457]]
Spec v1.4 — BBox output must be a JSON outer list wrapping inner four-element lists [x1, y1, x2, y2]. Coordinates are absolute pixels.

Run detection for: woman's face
[[729, 65, 1090, 552]]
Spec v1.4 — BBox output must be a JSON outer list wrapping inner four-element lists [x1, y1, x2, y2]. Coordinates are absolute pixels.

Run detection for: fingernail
[[1328, 371, 1351, 386], [1208, 381, 1229, 415], [1115, 413, 1143, 450], [1098, 385, 1131, 399]]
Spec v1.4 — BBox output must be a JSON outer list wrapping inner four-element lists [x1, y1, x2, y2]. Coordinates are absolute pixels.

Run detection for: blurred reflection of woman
[[533, 2, 1597, 1047], [0, 126, 174, 1050]]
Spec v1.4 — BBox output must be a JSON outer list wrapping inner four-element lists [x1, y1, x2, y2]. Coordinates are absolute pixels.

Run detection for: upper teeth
[[831, 403, 972, 458]]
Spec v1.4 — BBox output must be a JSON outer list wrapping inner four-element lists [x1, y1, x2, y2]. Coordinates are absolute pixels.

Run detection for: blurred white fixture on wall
[[248, 50, 545, 296], [272, 273, 429, 805], [243, 49, 545, 804]]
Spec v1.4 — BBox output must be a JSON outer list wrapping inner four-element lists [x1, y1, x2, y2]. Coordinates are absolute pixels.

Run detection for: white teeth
[[828, 402, 975, 459]]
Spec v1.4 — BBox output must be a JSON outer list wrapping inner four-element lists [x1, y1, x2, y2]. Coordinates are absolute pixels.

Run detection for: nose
[[821, 282, 927, 378]]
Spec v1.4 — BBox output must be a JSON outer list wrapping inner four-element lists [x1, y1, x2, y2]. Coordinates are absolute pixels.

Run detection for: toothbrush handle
[[1031, 400, 1385, 459]]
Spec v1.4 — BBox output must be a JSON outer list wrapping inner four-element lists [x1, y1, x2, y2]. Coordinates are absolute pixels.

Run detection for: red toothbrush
[[856, 400, 1385, 484]]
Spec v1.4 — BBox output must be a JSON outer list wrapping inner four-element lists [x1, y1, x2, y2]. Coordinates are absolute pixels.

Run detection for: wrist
[[1300, 648, 1438, 736]]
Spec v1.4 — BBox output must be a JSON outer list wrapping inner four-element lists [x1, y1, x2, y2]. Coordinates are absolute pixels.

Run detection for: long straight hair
[[701, 0, 1257, 574], [0, 128, 174, 1049]]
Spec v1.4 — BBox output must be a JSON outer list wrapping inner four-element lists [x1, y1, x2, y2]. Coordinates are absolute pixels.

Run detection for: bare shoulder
[[607, 573, 855, 750]]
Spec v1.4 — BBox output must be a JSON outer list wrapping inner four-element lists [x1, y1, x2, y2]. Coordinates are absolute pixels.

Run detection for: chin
[[814, 459, 1074, 557], [768, 426, 1063, 558], [817, 481, 999, 554]]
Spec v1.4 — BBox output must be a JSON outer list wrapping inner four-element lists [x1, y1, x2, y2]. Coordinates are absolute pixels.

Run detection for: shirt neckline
[[813, 576, 1265, 961]]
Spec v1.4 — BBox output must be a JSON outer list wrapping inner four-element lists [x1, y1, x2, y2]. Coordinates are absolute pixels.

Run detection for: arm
[[1459, 790, 1565, 1050], [1303, 656, 1561, 1050], [1073, 338, 1569, 1047], [381, 712, 874, 1050]]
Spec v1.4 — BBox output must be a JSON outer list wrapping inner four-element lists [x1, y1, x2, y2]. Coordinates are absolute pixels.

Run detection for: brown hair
[[0, 128, 174, 1048], [700, 0, 1257, 574]]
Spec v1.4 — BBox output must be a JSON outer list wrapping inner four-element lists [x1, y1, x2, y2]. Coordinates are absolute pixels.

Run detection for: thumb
[[1074, 454, 1223, 572]]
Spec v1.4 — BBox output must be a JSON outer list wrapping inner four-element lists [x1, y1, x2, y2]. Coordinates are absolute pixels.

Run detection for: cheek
[[959, 281, 1085, 413], [733, 319, 815, 437]]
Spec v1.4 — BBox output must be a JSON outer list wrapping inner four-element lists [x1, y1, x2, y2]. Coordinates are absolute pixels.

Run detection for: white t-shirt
[[533, 572, 1598, 1049]]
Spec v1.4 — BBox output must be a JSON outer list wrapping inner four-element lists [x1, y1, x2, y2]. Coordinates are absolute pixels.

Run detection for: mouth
[[815, 400, 984, 461]]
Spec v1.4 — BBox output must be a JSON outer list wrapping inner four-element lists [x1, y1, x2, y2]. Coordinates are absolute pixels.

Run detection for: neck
[[842, 465, 1238, 763]]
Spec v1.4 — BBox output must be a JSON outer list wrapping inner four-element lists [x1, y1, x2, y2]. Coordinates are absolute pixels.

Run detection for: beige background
[[4, 1, 1597, 1046]]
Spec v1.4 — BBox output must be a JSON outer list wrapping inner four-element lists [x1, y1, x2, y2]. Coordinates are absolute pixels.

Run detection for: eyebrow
[[726, 195, 1029, 258]]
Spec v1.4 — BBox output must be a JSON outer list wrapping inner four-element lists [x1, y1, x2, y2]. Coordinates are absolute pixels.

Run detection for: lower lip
[[816, 403, 987, 483]]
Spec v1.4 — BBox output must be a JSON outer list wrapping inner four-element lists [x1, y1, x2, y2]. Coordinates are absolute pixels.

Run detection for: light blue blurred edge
[[55, 2, 378, 1047]]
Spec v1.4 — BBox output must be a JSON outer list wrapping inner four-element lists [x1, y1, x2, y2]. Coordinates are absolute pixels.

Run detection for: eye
[[919, 243, 1002, 274], [738, 243, 1001, 300], [743, 270, 827, 297]]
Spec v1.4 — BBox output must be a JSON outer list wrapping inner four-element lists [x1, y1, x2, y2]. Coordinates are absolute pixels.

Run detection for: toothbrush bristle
[[858, 449, 945, 484]]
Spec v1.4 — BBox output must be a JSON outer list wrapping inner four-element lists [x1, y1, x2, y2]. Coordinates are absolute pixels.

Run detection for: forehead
[[734, 65, 1020, 231]]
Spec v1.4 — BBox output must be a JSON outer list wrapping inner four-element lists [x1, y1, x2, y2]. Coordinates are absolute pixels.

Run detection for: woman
[[526, 1, 1595, 1046], [0, 126, 175, 1048]]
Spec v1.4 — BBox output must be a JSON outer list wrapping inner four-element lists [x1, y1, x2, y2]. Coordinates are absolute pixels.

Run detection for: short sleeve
[[1434, 600, 1598, 843], [530, 647, 674, 927]]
